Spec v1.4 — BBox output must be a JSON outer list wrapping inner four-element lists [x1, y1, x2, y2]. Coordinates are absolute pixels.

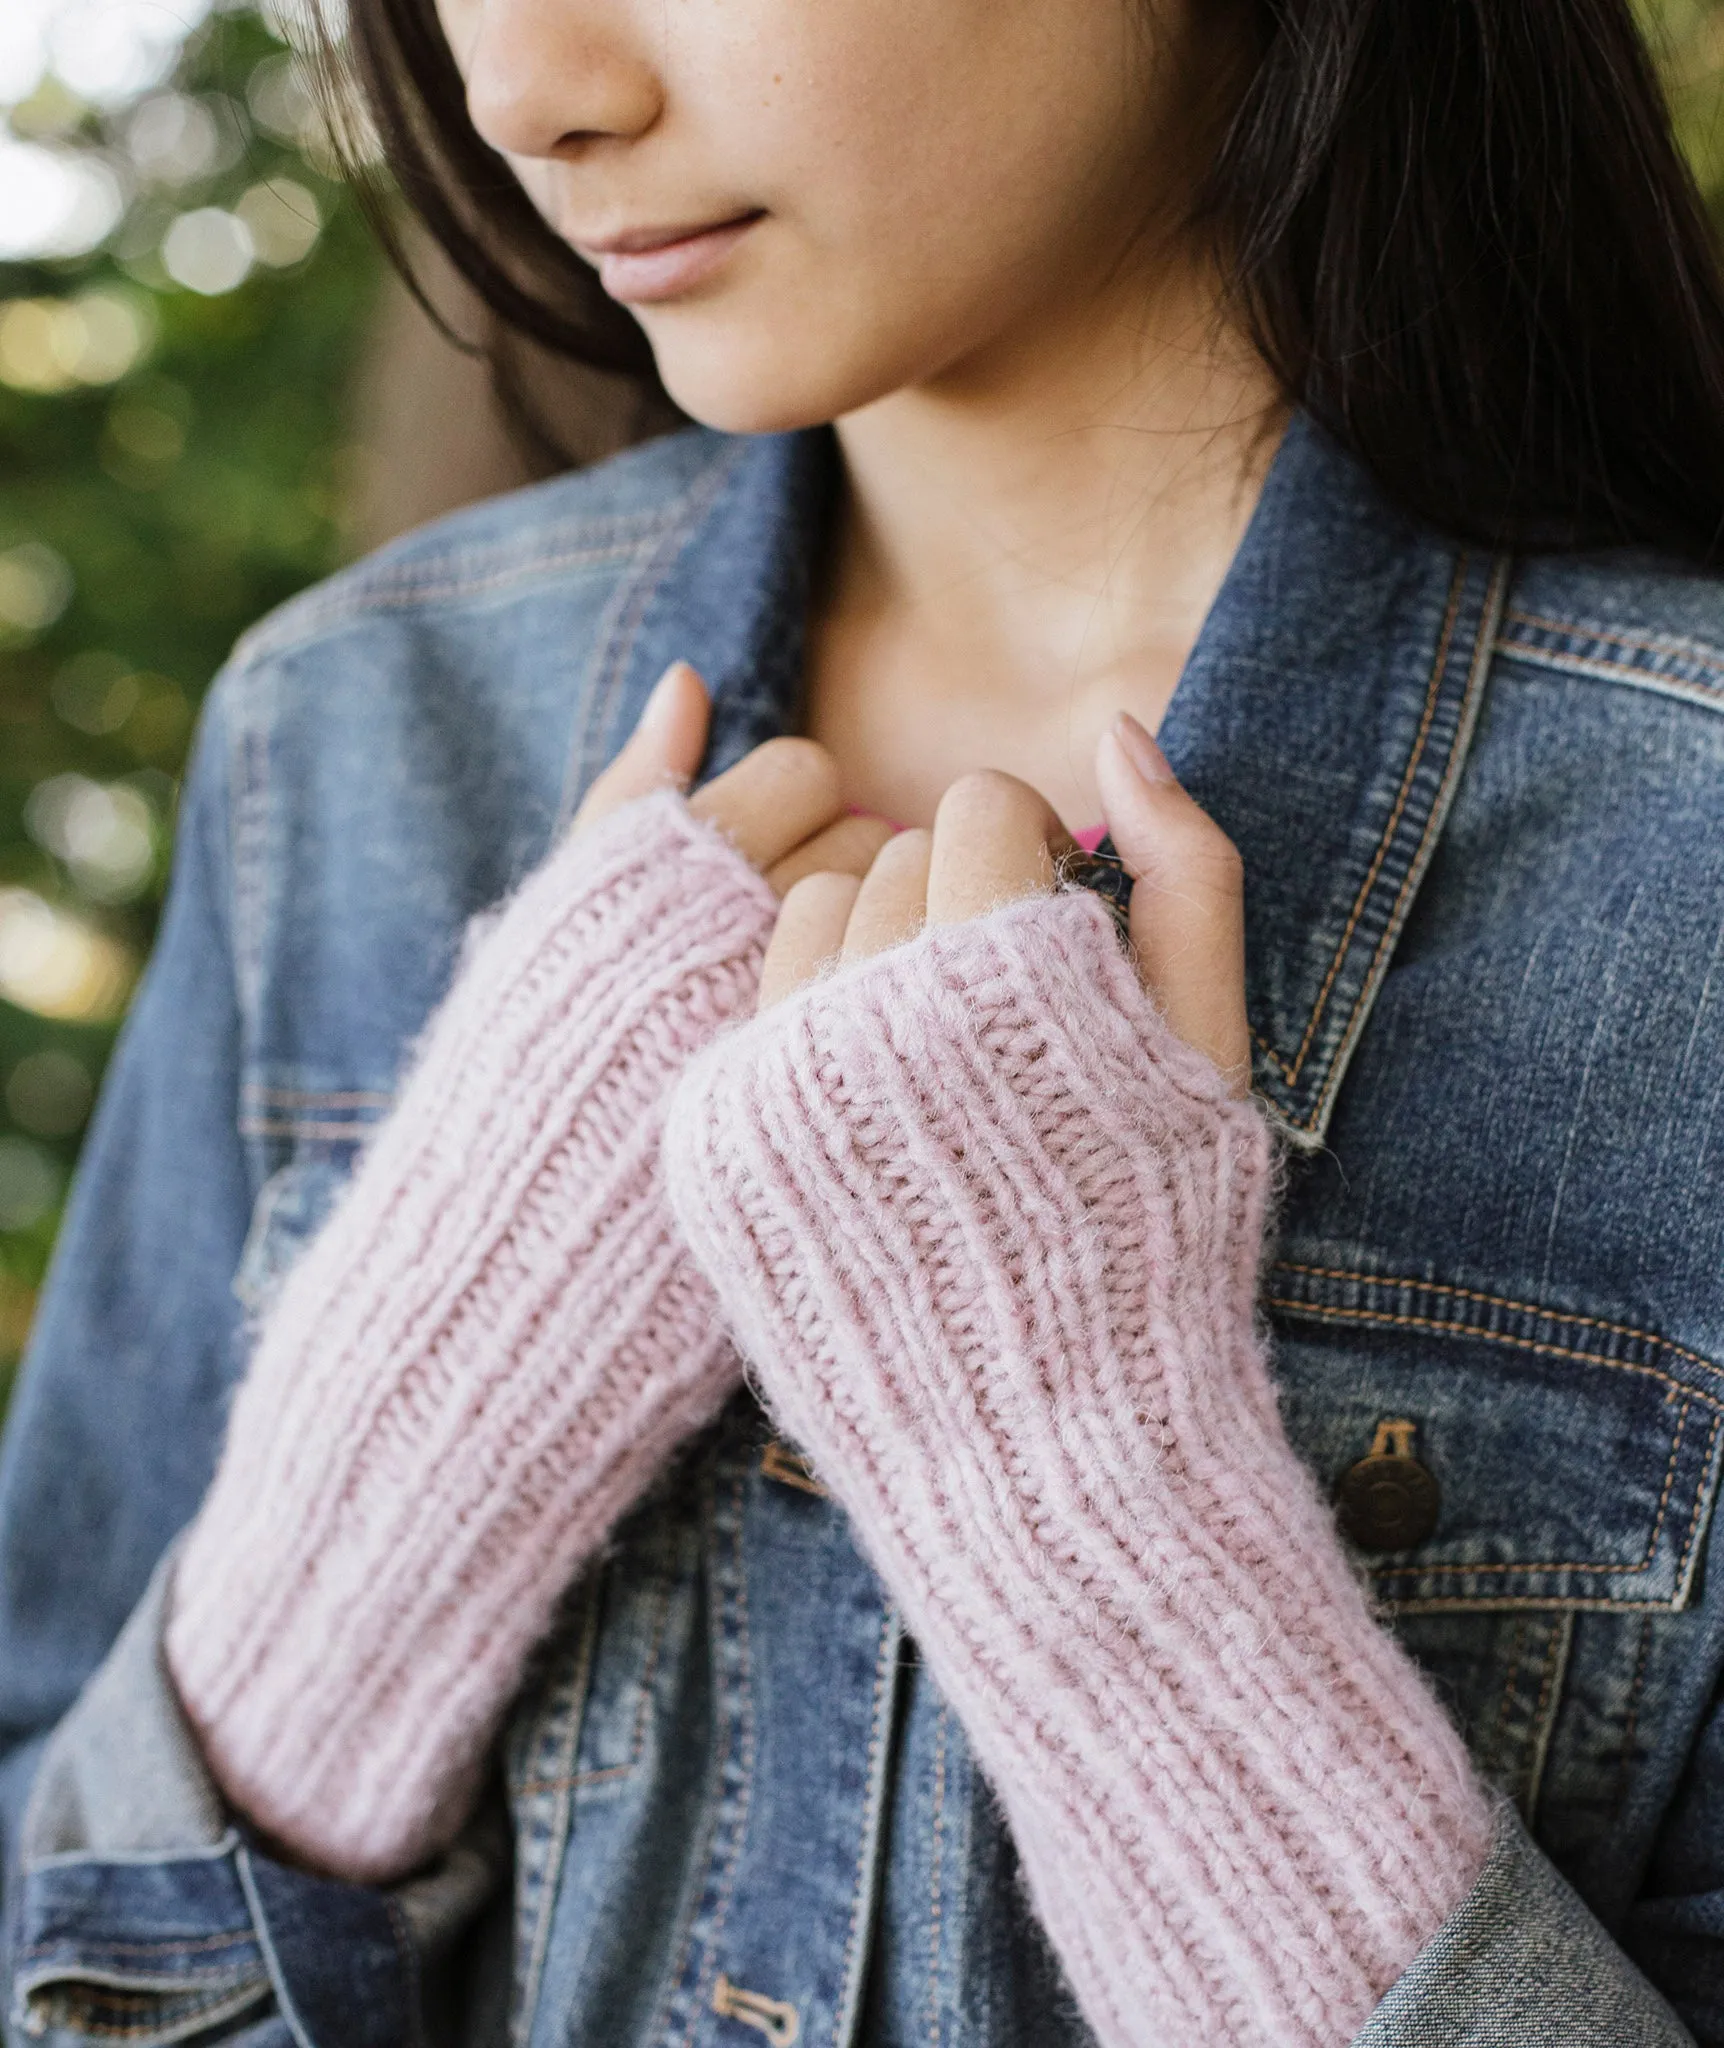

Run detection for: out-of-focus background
[[0, 0, 1719, 1412]]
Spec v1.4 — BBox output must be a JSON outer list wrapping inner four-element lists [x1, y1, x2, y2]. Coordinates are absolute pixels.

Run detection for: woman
[[3, 0, 1723, 2040]]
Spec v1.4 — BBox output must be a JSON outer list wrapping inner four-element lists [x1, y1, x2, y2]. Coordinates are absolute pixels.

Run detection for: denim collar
[[591, 414, 1511, 1143]]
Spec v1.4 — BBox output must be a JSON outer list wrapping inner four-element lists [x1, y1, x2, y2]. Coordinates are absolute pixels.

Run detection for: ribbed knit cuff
[[664, 889, 1494, 2048], [168, 790, 776, 1883]]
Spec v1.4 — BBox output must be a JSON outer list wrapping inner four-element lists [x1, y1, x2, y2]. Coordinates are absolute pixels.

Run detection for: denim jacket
[[3, 413, 1723, 2048]]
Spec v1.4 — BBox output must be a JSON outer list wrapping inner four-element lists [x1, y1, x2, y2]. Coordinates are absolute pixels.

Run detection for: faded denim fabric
[[2, 415, 1723, 2046]]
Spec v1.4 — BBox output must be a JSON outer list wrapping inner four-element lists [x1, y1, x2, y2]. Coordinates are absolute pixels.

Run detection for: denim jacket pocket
[[1270, 1262, 1724, 1838]]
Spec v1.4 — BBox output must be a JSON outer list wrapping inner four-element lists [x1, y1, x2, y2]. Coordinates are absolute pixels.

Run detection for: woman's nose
[[457, 0, 663, 162]]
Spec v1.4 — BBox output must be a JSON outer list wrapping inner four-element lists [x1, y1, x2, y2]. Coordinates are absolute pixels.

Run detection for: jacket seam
[[1270, 1260, 1724, 1383], [229, 516, 695, 665], [10, 1980, 266, 2040], [227, 662, 272, 1054], [1269, 1296, 1722, 1413], [1252, 558, 1466, 1089], [1519, 1612, 1571, 1819], [517, 1563, 674, 1793], [238, 1117, 379, 1141], [654, 1464, 756, 2048], [383, 1891, 426, 2048], [18, 1934, 255, 1960], [1613, 1613, 1657, 1817], [832, 1608, 902, 2048], [1391, 1595, 1702, 1612], [1502, 605, 1724, 681], [244, 1087, 393, 1109], [1309, 552, 1507, 1135], [1490, 1617, 1529, 1755], [1494, 638, 1724, 715], [508, 1577, 603, 2047], [555, 443, 750, 832], [1669, 1413, 1718, 1596]]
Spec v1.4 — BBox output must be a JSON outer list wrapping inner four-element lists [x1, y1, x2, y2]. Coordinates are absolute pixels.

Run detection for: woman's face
[[433, 0, 1225, 433]]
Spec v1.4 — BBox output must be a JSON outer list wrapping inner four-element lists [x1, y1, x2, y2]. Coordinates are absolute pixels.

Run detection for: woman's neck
[[804, 248, 1288, 830]]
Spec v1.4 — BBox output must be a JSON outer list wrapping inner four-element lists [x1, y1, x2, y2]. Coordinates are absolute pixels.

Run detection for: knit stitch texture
[[168, 791, 776, 1881], [663, 888, 1495, 2048]]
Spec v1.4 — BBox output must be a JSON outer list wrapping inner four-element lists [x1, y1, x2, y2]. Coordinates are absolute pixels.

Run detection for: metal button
[[1335, 1418, 1440, 1552]]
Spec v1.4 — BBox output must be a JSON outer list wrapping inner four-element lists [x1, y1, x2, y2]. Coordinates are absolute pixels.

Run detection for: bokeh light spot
[[0, 890, 134, 1023], [244, 50, 315, 145], [237, 177, 319, 266], [161, 203, 253, 293], [51, 651, 141, 734], [103, 389, 186, 470], [24, 773, 158, 903], [0, 543, 74, 639], [125, 89, 219, 184], [6, 1048, 93, 1138], [0, 290, 154, 392], [124, 679, 190, 758], [0, 136, 126, 259], [49, 0, 214, 109], [0, 1137, 62, 1233]]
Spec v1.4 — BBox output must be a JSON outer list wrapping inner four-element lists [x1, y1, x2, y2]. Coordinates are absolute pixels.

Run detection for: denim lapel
[[604, 427, 838, 776], [598, 413, 1508, 1147], [1159, 415, 1512, 1143]]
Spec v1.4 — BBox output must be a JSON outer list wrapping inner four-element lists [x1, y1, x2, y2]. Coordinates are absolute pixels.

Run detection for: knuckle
[[872, 824, 931, 870], [752, 735, 840, 802], [937, 769, 1046, 836], [1201, 830, 1245, 884], [1161, 809, 1243, 877], [781, 867, 858, 915], [834, 813, 896, 858]]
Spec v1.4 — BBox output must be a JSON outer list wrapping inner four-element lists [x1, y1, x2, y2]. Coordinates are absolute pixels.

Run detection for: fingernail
[[642, 660, 703, 732], [1112, 711, 1173, 786]]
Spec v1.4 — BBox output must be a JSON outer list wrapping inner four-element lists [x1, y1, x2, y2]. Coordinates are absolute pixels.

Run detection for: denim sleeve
[[11, 1550, 506, 2047], [1355, 1803, 1694, 2047], [0, 683, 504, 2047], [0, 686, 250, 1847]]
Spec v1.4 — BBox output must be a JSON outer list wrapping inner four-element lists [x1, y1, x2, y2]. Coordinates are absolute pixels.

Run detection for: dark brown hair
[[330, 0, 1724, 560]]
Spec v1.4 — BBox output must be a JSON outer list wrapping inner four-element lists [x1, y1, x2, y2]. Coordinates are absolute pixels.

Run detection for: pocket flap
[[1271, 1264, 1724, 1610]]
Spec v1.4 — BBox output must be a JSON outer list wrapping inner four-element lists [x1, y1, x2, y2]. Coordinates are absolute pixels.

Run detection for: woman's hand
[[573, 659, 894, 894], [756, 710, 1251, 1091]]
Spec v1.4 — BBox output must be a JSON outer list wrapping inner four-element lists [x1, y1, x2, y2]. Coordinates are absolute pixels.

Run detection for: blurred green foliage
[[0, 5, 381, 1403], [1642, 0, 1724, 199], [0, 3, 1721, 1413]]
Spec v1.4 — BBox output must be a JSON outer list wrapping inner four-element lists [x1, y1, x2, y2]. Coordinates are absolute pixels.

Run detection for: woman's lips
[[586, 213, 764, 304]]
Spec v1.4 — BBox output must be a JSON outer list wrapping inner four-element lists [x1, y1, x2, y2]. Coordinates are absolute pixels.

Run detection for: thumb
[[571, 661, 712, 833], [1095, 713, 1250, 1091]]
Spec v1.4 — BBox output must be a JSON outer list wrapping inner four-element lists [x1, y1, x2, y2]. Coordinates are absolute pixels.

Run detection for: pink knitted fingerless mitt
[[168, 790, 776, 1882], [663, 889, 1494, 2048]]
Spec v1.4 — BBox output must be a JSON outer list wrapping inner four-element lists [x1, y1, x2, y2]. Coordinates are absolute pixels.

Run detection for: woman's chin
[[644, 322, 888, 438], [653, 360, 844, 437]]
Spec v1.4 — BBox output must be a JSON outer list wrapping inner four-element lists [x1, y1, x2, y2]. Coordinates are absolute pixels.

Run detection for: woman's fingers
[[758, 871, 862, 1009], [767, 812, 896, 897], [690, 735, 845, 872], [925, 772, 1063, 925], [1096, 713, 1250, 1091], [758, 827, 927, 1009], [571, 660, 712, 831], [841, 828, 933, 958]]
